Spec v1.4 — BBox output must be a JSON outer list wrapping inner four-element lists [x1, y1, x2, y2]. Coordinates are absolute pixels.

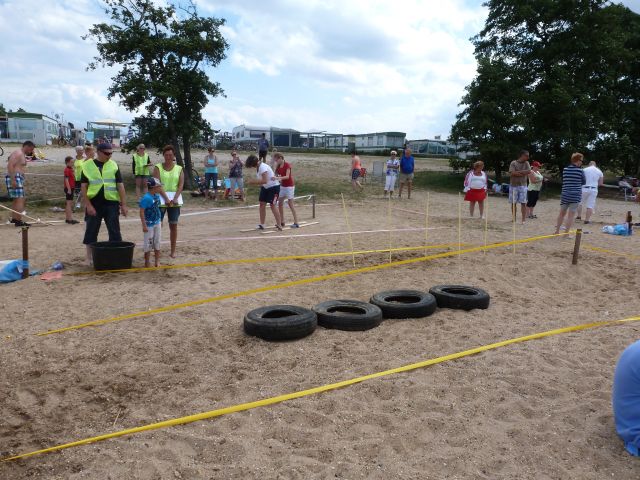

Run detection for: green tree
[[0, 103, 6, 115], [85, 0, 228, 186]]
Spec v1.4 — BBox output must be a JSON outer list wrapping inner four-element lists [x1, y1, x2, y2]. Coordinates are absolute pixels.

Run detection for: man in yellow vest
[[73, 145, 85, 210], [80, 143, 128, 265], [132, 143, 152, 198], [153, 144, 184, 259]]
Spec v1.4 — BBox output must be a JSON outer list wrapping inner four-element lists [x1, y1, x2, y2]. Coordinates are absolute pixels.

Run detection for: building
[[407, 138, 458, 156], [0, 111, 61, 145], [232, 125, 302, 148], [353, 132, 405, 152]]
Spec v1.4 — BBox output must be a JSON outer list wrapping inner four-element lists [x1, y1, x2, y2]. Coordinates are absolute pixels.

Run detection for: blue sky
[[1, 0, 638, 139]]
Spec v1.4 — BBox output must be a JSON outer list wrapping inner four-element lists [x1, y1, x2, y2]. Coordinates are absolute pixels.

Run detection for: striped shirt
[[560, 164, 586, 204]]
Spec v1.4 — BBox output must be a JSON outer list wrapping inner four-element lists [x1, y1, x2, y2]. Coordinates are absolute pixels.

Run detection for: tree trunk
[[182, 137, 194, 189]]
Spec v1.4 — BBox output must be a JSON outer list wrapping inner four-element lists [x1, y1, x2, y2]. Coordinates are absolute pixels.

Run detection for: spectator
[[509, 150, 531, 224], [63, 156, 79, 224], [463, 160, 487, 218], [526, 161, 544, 219], [153, 145, 184, 258], [131, 143, 152, 198], [351, 151, 363, 191], [554, 153, 586, 235], [258, 133, 269, 163], [384, 150, 400, 198], [398, 147, 415, 199], [81, 143, 128, 265], [228, 150, 245, 201], [203, 147, 219, 200], [576, 160, 604, 224], [73, 145, 85, 210]]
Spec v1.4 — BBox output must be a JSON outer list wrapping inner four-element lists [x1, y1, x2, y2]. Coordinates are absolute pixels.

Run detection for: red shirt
[[64, 165, 76, 189], [276, 162, 294, 187]]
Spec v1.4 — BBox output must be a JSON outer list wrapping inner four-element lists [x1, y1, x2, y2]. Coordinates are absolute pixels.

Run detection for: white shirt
[[583, 165, 603, 188], [258, 162, 279, 188]]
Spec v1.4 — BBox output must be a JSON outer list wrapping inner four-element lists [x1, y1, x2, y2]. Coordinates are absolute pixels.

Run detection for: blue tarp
[[0, 260, 29, 283]]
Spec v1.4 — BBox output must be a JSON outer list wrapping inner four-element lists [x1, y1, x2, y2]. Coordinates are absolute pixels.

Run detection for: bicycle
[[56, 135, 74, 147], [0, 145, 3, 156]]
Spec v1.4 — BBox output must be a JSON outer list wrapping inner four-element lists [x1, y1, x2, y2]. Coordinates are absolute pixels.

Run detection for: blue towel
[[0, 260, 29, 283], [613, 339, 640, 456]]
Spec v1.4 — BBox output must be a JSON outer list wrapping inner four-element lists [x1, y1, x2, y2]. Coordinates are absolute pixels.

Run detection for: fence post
[[21, 226, 29, 278], [312, 194, 316, 219], [571, 228, 583, 265]]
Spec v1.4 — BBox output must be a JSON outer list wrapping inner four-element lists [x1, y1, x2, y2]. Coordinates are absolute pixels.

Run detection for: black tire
[[369, 290, 437, 319], [429, 285, 490, 311], [0, 145, 4, 156], [312, 299, 382, 331], [244, 305, 317, 341]]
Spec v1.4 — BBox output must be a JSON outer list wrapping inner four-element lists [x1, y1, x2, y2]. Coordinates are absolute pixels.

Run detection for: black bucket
[[91, 241, 135, 271]]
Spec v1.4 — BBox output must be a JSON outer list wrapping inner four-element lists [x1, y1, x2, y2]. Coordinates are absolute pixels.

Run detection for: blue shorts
[[5, 173, 25, 198], [160, 206, 181, 224], [509, 185, 528, 204]]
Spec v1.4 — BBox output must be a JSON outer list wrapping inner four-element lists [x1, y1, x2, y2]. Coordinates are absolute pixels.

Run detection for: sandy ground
[[1, 147, 640, 479]]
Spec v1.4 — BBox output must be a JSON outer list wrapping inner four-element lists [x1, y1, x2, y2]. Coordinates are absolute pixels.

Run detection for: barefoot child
[[63, 156, 79, 224], [139, 178, 169, 267], [245, 154, 282, 230], [273, 152, 299, 228]]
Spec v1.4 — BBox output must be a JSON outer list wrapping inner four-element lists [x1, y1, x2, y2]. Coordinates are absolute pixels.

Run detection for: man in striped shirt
[[554, 152, 586, 235]]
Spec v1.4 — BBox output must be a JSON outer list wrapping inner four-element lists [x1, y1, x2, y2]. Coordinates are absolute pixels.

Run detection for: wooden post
[[312, 194, 316, 219], [572, 228, 583, 265], [21, 226, 29, 279]]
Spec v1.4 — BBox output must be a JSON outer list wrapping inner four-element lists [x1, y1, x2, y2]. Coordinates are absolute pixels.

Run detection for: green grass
[[412, 171, 465, 193]]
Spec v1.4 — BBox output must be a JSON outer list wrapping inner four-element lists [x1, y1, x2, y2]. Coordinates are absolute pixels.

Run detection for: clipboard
[[159, 192, 183, 206]]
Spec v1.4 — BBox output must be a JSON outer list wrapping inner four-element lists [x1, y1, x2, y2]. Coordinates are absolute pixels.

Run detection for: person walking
[[81, 143, 128, 265], [554, 153, 586, 235], [228, 151, 245, 201], [245, 154, 282, 230], [5, 141, 35, 226], [463, 160, 487, 218], [384, 150, 400, 197], [576, 160, 604, 224], [398, 147, 415, 199], [131, 144, 152, 198], [273, 152, 300, 228], [508, 150, 531, 224], [258, 133, 269, 163], [351, 151, 363, 191], [153, 145, 184, 259], [203, 147, 219, 200], [526, 161, 544, 219]]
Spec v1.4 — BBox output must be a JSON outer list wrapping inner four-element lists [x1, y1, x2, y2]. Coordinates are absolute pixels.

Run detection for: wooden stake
[[512, 203, 516, 255], [341, 194, 356, 267], [425, 192, 430, 255], [483, 194, 488, 254], [458, 192, 462, 273], [312, 194, 316, 219], [21, 226, 29, 279], [387, 194, 392, 263], [572, 228, 583, 265]]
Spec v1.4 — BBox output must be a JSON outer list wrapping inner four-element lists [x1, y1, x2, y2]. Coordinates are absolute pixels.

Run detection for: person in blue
[[398, 146, 415, 199], [138, 178, 169, 267], [258, 133, 269, 163], [613, 339, 640, 457]]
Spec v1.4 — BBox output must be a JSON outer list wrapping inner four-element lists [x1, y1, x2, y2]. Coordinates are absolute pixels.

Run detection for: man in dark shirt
[[81, 143, 128, 265], [258, 133, 269, 162]]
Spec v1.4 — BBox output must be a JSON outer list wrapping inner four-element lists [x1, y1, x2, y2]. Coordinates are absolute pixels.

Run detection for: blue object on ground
[[52, 261, 64, 271], [0, 260, 29, 283], [613, 340, 640, 456]]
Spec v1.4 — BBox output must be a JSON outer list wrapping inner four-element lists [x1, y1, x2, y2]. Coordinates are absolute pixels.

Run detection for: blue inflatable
[[0, 260, 29, 283], [613, 340, 640, 456]]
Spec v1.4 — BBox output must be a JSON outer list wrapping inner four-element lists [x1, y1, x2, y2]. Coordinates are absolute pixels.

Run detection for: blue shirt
[[258, 138, 269, 152], [560, 164, 585, 204], [139, 192, 161, 227], [613, 340, 640, 456], [204, 156, 218, 174], [400, 154, 414, 174]]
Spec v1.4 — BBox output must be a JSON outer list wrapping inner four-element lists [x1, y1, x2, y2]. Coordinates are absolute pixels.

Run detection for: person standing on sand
[[384, 150, 400, 197], [5, 140, 35, 227], [73, 145, 85, 210], [463, 160, 487, 218], [526, 161, 544, 219], [351, 151, 363, 191], [273, 152, 300, 228], [508, 150, 531, 224], [554, 152, 585, 235], [576, 160, 604, 224], [258, 133, 269, 163], [131, 143, 152, 198], [245, 154, 282, 230], [153, 145, 184, 259], [81, 143, 128, 265], [228, 151, 245, 201], [203, 147, 219, 200], [398, 147, 414, 199]]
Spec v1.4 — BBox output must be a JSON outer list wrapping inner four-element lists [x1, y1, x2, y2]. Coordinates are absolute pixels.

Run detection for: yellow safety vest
[[156, 162, 182, 193], [133, 153, 151, 176], [82, 159, 120, 201], [74, 158, 84, 181]]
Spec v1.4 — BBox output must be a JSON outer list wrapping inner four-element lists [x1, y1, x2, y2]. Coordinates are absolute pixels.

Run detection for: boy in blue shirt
[[139, 178, 169, 267]]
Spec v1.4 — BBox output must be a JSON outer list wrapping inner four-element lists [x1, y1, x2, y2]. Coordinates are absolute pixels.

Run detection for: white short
[[279, 186, 295, 200], [143, 223, 161, 252], [385, 175, 397, 191], [581, 188, 598, 210]]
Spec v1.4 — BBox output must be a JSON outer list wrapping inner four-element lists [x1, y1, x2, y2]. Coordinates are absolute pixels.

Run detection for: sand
[[1, 147, 639, 479]]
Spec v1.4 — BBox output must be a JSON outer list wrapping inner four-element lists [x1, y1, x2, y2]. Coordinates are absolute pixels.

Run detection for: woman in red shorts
[[463, 160, 488, 218]]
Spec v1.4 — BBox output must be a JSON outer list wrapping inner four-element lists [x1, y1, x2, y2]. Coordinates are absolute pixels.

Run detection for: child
[[63, 156, 79, 224], [384, 150, 400, 197], [245, 154, 282, 230], [139, 177, 169, 267], [273, 152, 299, 228]]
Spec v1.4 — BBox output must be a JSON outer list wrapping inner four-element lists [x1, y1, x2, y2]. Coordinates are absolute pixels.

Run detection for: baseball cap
[[147, 177, 162, 188], [531, 161, 543, 168], [97, 143, 112, 151]]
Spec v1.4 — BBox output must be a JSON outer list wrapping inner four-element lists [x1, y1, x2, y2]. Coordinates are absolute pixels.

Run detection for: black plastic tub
[[91, 241, 135, 271]]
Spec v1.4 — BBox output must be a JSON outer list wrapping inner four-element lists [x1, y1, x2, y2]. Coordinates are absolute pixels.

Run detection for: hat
[[97, 143, 112, 151], [75, 145, 84, 152], [147, 177, 162, 188], [531, 161, 543, 168], [390, 150, 397, 155], [137, 143, 146, 149]]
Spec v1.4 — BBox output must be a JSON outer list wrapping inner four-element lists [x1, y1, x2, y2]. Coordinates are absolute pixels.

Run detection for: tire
[[428, 285, 490, 311], [244, 305, 317, 341], [369, 290, 437, 319], [0, 145, 4, 156], [312, 299, 382, 331]]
